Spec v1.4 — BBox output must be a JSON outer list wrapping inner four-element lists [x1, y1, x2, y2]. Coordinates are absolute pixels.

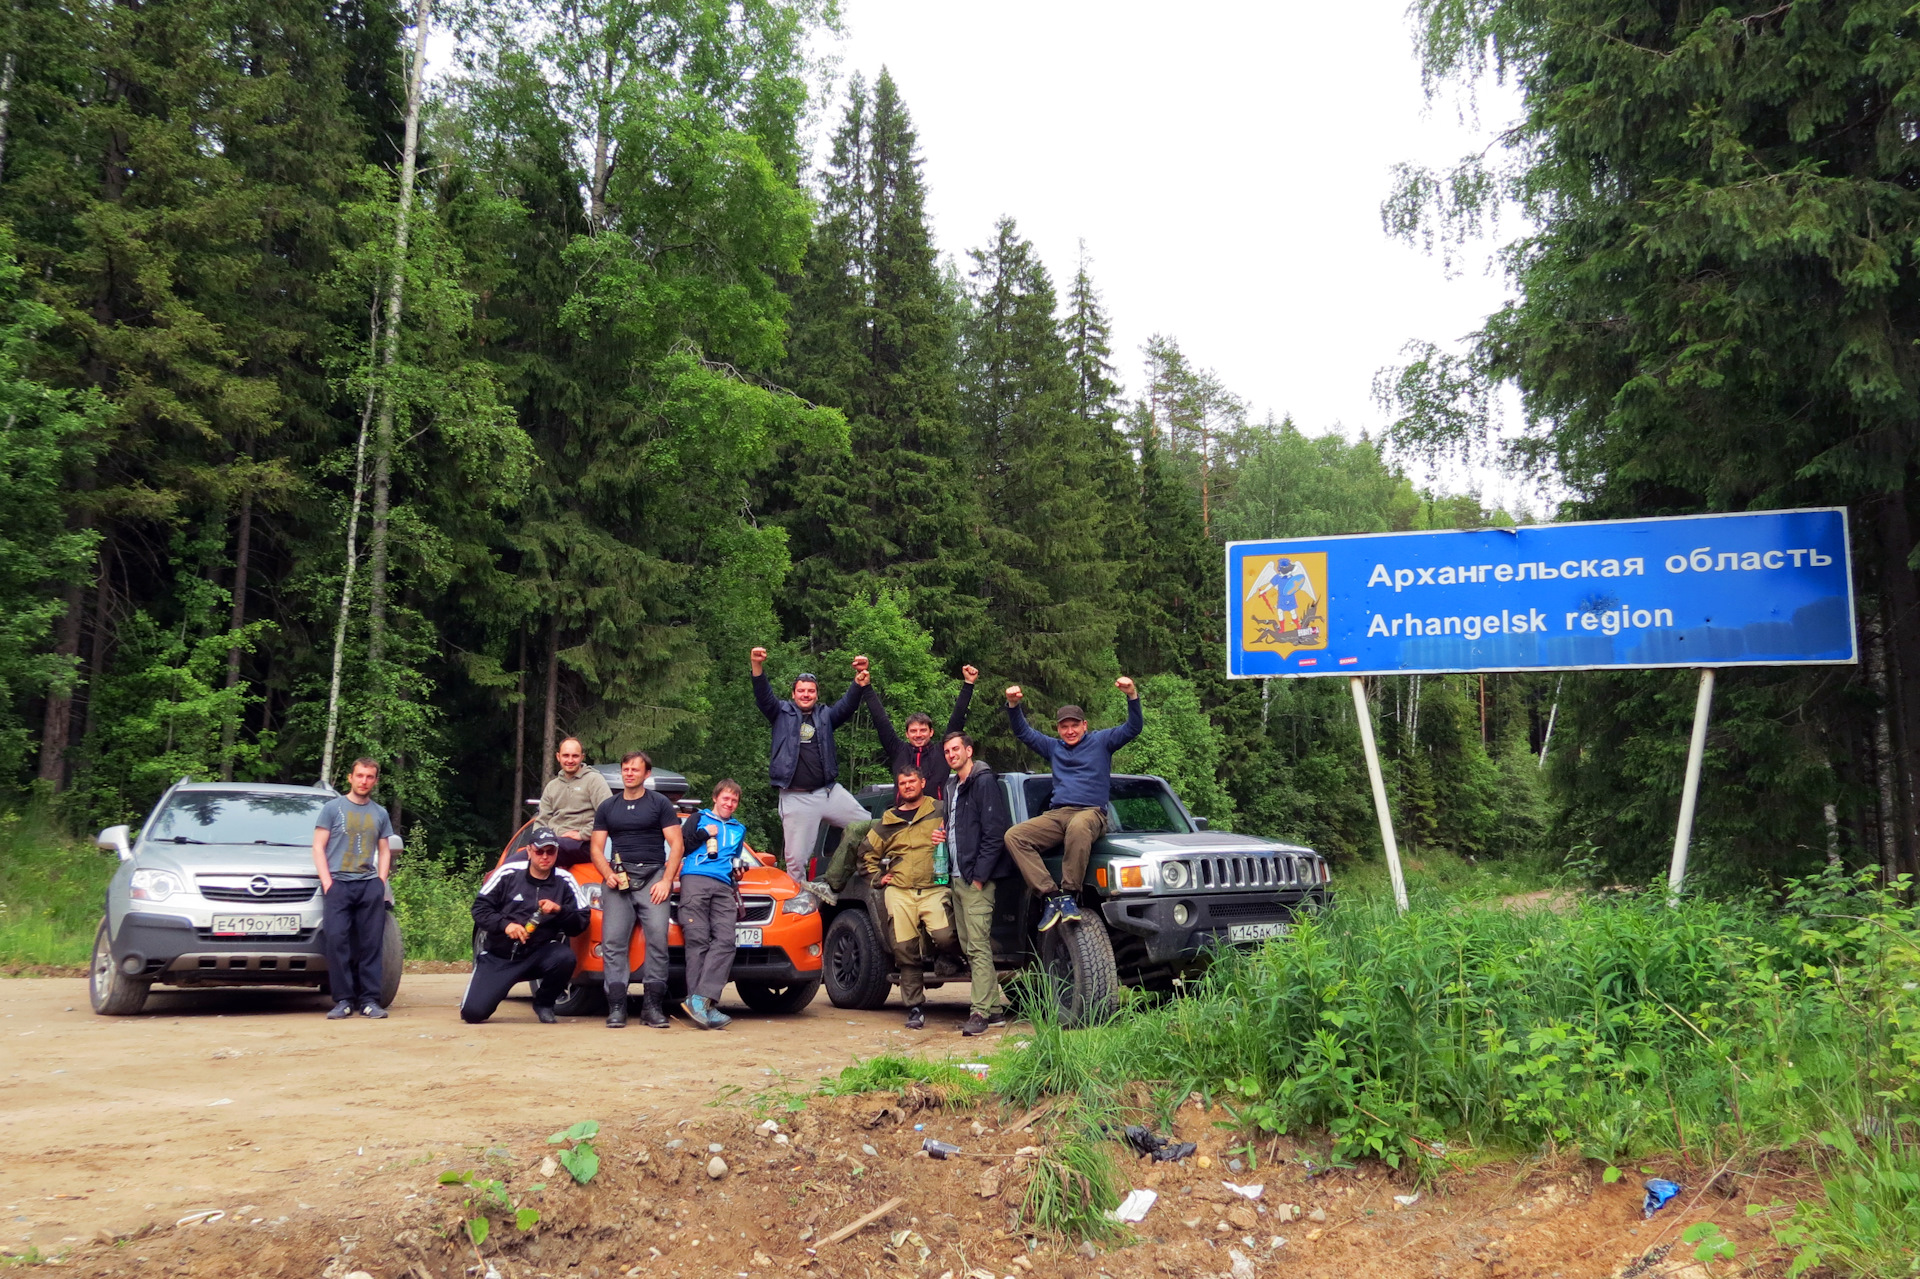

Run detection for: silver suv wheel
[[90, 920, 151, 1016]]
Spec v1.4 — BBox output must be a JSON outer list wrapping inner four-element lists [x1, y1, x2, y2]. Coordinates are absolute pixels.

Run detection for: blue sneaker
[[683, 995, 717, 1029], [1056, 895, 1084, 925], [1037, 897, 1064, 932], [705, 1003, 733, 1030]]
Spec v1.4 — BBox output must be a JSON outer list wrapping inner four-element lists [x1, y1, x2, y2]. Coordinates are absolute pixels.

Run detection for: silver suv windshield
[[148, 791, 327, 846], [1107, 781, 1190, 834]]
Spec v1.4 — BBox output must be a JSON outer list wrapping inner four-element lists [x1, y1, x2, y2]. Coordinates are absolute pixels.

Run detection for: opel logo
[[247, 875, 272, 898]]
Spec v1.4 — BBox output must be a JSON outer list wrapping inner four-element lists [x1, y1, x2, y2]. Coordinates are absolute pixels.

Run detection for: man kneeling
[[461, 827, 590, 1024], [860, 767, 954, 1031]]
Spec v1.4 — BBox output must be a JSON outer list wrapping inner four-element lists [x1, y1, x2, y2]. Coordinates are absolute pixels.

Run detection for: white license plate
[[734, 927, 763, 947], [210, 914, 301, 937], [1228, 922, 1290, 942]]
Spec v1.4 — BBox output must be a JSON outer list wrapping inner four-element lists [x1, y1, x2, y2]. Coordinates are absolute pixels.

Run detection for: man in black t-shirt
[[589, 751, 684, 1029]]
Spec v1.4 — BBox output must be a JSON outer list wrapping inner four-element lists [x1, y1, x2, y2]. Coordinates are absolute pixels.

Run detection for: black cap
[[527, 825, 561, 850], [1054, 705, 1087, 724]]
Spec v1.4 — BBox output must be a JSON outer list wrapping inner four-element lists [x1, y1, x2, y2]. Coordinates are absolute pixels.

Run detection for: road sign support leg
[[1350, 675, 1409, 914], [1667, 667, 1716, 901]]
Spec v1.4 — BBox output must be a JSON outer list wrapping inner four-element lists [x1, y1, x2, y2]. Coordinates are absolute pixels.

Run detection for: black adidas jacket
[[471, 862, 590, 959]]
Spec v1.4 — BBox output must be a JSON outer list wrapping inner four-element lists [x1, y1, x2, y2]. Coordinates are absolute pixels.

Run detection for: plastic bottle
[[932, 838, 950, 886]]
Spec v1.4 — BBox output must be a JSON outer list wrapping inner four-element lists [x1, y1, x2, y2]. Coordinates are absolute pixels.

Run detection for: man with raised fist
[[1001, 677, 1143, 933], [751, 646, 872, 880]]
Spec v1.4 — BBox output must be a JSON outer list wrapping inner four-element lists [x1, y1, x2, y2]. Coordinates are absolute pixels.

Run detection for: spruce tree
[[778, 69, 981, 650], [960, 216, 1116, 709]]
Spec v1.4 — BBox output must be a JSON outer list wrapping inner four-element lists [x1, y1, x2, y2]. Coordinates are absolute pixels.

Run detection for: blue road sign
[[1226, 508, 1855, 678]]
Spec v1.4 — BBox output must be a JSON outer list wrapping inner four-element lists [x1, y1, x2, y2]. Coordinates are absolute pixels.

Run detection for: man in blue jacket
[[1003, 677, 1142, 932], [751, 646, 870, 878]]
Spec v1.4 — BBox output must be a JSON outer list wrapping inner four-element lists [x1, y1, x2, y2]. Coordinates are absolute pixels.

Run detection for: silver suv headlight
[[130, 869, 183, 901], [1159, 859, 1190, 890], [783, 892, 818, 916]]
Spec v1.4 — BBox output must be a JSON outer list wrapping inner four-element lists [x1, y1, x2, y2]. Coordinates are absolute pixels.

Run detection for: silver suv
[[90, 779, 405, 1015]]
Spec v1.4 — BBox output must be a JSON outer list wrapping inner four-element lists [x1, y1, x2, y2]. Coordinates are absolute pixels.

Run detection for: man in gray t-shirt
[[310, 757, 395, 1019]]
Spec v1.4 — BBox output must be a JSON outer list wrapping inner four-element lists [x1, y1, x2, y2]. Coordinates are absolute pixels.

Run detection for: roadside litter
[[1643, 1179, 1682, 1218], [922, 1139, 961, 1160], [1223, 1181, 1264, 1200], [1107, 1188, 1158, 1223], [1123, 1124, 1198, 1162], [1393, 1192, 1422, 1208]]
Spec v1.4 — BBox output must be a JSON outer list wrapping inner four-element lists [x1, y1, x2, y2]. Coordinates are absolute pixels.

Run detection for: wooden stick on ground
[[1005, 1098, 1060, 1132], [820, 1196, 906, 1247]]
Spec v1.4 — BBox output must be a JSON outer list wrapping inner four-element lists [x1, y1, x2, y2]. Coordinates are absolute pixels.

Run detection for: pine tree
[[777, 69, 981, 650], [960, 216, 1116, 709]]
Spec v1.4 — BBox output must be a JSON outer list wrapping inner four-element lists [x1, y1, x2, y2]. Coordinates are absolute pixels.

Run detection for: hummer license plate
[[210, 914, 301, 937], [1227, 922, 1289, 942], [735, 927, 762, 947]]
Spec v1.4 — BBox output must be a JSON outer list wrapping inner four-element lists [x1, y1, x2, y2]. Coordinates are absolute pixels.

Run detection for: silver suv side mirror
[[96, 825, 133, 862], [388, 833, 405, 854]]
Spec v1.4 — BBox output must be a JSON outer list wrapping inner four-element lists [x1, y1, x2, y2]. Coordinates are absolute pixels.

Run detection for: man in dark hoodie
[[1003, 677, 1143, 933], [807, 663, 978, 904], [935, 731, 1012, 1036], [461, 827, 591, 1024], [751, 647, 870, 879]]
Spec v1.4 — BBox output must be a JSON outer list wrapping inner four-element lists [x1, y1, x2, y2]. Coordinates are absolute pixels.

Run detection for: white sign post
[[1349, 676, 1410, 913]]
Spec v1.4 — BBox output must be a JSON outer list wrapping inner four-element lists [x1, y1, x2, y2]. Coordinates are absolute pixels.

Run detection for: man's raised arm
[[1003, 685, 1056, 761], [865, 682, 902, 756], [945, 665, 978, 735], [1105, 677, 1145, 749], [750, 646, 781, 721], [826, 655, 870, 723]]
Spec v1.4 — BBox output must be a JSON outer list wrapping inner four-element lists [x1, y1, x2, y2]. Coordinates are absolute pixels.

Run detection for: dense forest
[[2, 0, 1915, 895]]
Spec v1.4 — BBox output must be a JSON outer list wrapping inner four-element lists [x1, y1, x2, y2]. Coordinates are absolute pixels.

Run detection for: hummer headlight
[[1160, 860, 1190, 890]]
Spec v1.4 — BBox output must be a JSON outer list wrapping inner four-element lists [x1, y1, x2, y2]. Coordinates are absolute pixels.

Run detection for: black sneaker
[[326, 1000, 354, 1019], [986, 1009, 1010, 1028], [904, 1005, 925, 1031], [359, 1002, 388, 1020], [534, 1006, 558, 1024], [1037, 897, 1064, 932], [960, 1011, 988, 1036], [1056, 895, 1085, 925]]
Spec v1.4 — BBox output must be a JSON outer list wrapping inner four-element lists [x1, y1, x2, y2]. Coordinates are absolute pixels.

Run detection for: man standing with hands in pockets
[[936, 731, 1013, 1035], [312, 756, 394, 1020]]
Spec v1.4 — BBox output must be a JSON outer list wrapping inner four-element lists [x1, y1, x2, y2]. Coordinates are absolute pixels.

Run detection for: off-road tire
[[1033, 907, 1118, 1028], [735, 975, 823, 1015], [553, 981, 607, 1018], [89, 919, 151, 1016], [378, 911, 404, 1008], [823, 909, 892, 1010]]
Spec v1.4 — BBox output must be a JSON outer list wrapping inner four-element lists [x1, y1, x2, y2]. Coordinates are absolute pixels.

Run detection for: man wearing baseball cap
[[1001, 678, 1143, 933], [461, 826, 590, 1024]]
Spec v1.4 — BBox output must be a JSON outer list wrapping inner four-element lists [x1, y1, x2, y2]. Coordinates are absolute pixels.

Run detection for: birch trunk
[[364, 0, 434, 697], [219, 491, 253, 780], [319, 381, 377, 783], [541, 613, 561, 781]]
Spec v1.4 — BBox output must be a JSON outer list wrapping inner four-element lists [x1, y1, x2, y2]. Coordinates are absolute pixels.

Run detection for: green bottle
[[932, 838, 950, 886]]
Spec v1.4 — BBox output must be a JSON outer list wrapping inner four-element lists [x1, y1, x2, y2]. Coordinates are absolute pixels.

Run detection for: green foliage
[[0, 813, 113, 966], [388, 855, 486, 962], [1116, 675, 1234, 829], [436, 1167, 540, 1250], [818, 1053, 991, 1103], [547, 1119, 601, 1184]]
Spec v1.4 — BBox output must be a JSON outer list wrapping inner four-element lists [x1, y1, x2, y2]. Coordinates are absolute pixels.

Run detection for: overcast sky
[[816, 0, 1528, 496]]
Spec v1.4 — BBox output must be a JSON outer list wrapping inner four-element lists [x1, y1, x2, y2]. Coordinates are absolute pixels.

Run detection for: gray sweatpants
[[679, 873, 738, 1001], [777, 784, 870, 880], [601, 863, 670, 992]]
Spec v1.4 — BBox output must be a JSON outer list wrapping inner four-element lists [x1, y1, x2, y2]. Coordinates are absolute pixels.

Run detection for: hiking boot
[[1056, 894, 1084, 925], [359, 1002, 388, 1019], [1037, 897, 1064, 932], [805, 880, 838, 906], [960, 1011, 988, 1036], [640, 984, 669, 1029], [326, 1000, 354, 1019], [534, 1005, 558, 1024], [905, 1005, 925, 1031], [684, 994, 717, 1029], [606, 991, 628, 1028]]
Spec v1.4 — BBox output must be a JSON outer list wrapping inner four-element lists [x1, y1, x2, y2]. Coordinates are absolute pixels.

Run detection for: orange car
[[492, 767, 823, 1016]]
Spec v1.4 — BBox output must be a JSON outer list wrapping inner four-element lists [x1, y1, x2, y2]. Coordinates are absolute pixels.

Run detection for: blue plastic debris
[[1643, 1178, 1682, 1218]]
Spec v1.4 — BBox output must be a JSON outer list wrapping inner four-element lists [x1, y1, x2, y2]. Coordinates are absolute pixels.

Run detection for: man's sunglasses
[[529, 845, 560, 856], [794, 673, 817, 684]]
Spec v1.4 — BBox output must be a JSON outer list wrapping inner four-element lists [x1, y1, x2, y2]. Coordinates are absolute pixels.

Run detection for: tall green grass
[[989, 870, 1918, 1274], [0, 811, 114, 966]]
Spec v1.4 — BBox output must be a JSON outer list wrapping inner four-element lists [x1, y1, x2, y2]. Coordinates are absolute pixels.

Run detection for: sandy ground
[[0, 972, 976, 1255]]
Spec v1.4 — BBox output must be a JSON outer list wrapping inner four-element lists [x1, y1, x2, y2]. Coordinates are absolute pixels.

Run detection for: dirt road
[[0, 973, 975, 1255]]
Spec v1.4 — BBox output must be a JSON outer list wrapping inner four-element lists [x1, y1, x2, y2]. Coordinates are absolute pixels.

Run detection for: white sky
[[818, 0, 1534, 504]]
